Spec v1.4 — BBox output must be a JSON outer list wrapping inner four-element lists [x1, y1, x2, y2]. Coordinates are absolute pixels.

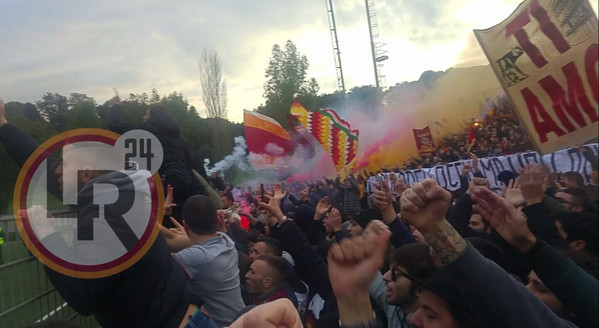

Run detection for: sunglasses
[[390, 266, 408, 281]]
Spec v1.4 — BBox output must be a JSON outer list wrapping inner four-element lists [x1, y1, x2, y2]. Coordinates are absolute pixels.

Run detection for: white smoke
[[206, 136, 252, 175], [264, 142, 285, 156]]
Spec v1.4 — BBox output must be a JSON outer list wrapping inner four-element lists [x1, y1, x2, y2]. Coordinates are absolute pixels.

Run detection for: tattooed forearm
[[423, 220, 467, 266]]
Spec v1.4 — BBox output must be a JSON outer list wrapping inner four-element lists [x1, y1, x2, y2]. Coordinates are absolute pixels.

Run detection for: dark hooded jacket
[[106, 104, 206, 224], [0, 122, 193, 328]]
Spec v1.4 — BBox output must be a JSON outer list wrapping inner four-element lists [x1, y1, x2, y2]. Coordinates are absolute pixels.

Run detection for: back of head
[[182, 195, 217, 235], [562, 171, 584, 187], [258, 237, 283, 257], [354, 208, 382, 229], [497, 170, 518, 187], [288, 204, 315, 234], [559, 211, 598, 255], [257, 254, 287, 288], [247, 232, 258, 244], [146, 104, 180, 135]]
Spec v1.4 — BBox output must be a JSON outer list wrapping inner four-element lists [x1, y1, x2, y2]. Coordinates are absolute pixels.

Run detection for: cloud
[[6, 0, 586, 125], [379, 0, 470, 46]]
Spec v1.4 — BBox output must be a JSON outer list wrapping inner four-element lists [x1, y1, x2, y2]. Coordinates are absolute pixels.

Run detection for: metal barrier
[[0, 211, 99, 328]]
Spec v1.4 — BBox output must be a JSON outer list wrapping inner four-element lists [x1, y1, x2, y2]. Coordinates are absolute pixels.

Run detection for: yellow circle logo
[[13, 128, 164, 278]]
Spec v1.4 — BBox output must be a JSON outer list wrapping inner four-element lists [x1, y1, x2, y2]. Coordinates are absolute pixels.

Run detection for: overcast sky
[[1, 0, 597, 123]]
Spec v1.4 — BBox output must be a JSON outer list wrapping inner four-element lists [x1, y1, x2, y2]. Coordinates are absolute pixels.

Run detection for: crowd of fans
[[203, 149, 598, 327], [401, 96, 535, 170], [1, 97, 598, 328]]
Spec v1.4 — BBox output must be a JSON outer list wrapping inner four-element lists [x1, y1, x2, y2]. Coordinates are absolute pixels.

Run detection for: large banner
[[475, 0, 598, 154], [368, 144, 598, 194], [413, 126, 437, 154]]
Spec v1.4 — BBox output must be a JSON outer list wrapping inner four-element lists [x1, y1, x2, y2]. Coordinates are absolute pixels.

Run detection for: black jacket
[[105, 105, 206, 223], [0, 122, 193, 328]]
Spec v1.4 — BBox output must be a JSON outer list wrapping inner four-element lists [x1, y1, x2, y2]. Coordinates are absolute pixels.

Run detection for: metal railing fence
[[0, 210, 99, 328]]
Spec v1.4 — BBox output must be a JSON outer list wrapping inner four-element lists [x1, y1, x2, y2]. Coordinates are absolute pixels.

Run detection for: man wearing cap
[[347, 208, 379, 237]]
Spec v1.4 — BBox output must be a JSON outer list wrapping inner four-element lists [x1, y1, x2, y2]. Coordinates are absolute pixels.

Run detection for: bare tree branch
[[199, 49, 228, 119]]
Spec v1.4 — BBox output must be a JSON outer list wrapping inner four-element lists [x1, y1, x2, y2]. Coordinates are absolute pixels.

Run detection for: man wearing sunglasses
[[369, 243, 437, 327]]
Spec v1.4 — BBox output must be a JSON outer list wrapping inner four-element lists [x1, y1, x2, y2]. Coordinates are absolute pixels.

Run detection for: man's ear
[[79, 168, 95, 183], [569, 240, 587, 252], [263, 277, 273, 289]]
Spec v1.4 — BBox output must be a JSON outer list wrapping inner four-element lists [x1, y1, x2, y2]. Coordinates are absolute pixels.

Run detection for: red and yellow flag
[[244, 110, 293, 169]]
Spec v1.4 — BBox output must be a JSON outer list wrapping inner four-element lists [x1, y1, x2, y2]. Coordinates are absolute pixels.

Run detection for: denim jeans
[[183, 309, 218, 328]]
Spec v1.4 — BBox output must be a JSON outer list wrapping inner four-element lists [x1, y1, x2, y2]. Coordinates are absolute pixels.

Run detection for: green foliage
[[160, 91, 190, 119], [161, 92, 212, 159], [0, 89, 247, 213], [69, 92, 97, 108], [36, 93, 69, 131], [203, 118, 232, 163], [418, 70, 444, 89], [126, 88, 161, 105], [314, 90, 346, 109], [260, 40, 320, 127], [66, 93, 100, 130]]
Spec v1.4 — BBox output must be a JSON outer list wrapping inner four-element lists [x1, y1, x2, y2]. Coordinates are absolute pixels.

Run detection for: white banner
[[368, 144, 598, 194]]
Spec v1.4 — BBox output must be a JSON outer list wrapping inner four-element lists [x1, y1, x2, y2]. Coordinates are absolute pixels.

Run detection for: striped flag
[[244, 110, 293, 169]]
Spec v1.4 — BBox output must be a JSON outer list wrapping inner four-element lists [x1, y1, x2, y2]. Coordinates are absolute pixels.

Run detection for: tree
[[69, 93, 97, 108], [260, 40, 319, 126], [37, 92, 69, 131], [66, 93, 100, 129], [126, 88, 161, 105], [199, 49, 227, 119]]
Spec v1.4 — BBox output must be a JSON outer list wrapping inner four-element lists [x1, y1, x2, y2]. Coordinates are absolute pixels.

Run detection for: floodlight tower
[[365, 0, 388, 89], [326, 0, 346, 92]]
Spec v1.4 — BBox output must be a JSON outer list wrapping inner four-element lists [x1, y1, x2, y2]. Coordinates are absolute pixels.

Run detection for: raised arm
[[373, 180, 414, 247], [259, 186, 334, 298], [402, 179, 574, 328], [0, 98, 61, 198], [328, 220, 390, 327], [472, 187, 598, 328]]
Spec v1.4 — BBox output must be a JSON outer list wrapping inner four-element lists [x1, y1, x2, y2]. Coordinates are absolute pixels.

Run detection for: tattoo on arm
[[425, 221, 467, 265]]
